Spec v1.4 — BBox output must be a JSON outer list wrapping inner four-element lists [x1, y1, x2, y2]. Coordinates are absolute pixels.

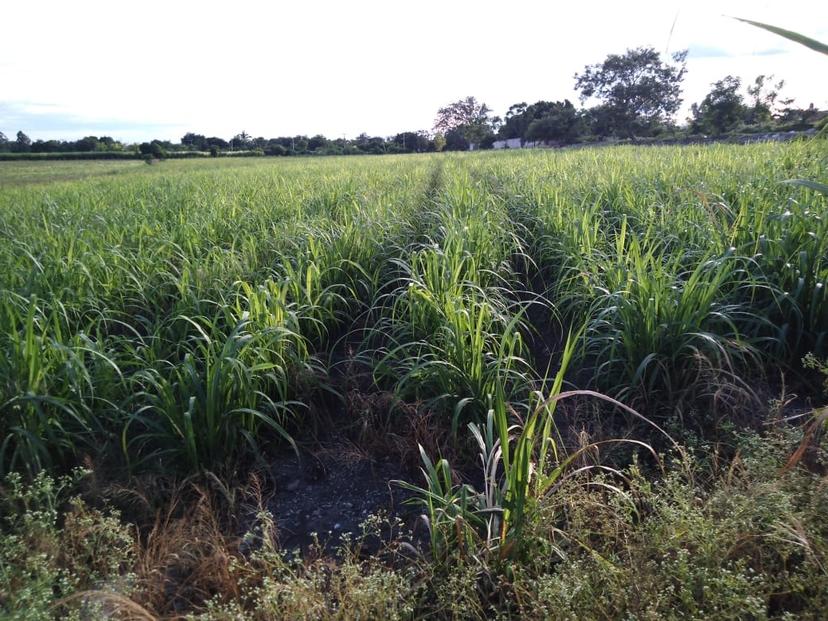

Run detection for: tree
[[444, 128, 470, 151], [393, 131, 431, 153], [498, 104, 527, 141], [581, 104, 616, 139], [499, 100, 584, 144], [0, 131, 9, 152], [575, 47, 687, 137], [74, 136, 100, 152], [31, 139, 59, 153], [181, 133, 207, 150], [358, 136, 387, 155], [775, 102, 822, 130], [690, 76, 747, 135], [139, 140, 166, 159], [745, 74, 793, 125], [97, 136, 120, 150], [231, 131, 252, 149], [308, 134, 328, 152], [524, 100, 584, 144], [265, 143, 287, 156], [433, 133, 446, 152], [434, 96, 494, 147], [291, 136, 309, 154], [499, 102, 532, 140], [478, 133, 496, 149], [16, 131, 31, 153], [205, 136, 229, 149]]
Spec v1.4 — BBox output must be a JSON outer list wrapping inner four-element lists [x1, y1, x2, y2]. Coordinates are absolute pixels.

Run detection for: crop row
[[1, 142, 826, 475]]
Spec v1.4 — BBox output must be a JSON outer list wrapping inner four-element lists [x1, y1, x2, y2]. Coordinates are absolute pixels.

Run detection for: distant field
[[0, 158, 148, 185], [0, 156, 270, 186], [2, 143, 828, 618]]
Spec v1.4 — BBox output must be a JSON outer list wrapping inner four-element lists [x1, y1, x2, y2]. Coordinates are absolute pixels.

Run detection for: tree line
[[0, 129, 440, 158], [0, 132, 129, 154], [2, 46, 825, 158], [435, 47, 825, 150]]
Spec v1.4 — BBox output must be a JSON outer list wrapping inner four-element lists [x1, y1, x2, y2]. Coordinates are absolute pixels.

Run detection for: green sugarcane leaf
[[734, 18, 828, 55], [783, 179, 828, 196]]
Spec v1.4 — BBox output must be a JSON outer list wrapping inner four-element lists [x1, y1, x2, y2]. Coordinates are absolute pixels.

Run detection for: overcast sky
[[2, 0, 827, 143]]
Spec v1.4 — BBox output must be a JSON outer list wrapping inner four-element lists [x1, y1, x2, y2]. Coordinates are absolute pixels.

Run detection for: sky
[[2, 0, 827, 143]]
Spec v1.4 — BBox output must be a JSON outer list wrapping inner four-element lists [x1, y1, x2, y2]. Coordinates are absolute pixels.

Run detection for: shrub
[[0, 469, 135, 619]]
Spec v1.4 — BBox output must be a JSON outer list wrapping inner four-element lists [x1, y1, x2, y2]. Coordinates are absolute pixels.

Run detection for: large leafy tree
[[499, 103, 530, 139], [231, 131, 252, 149], [205, 136, 229, 149], [15, 131, 31, 153], [690, 76, 747, 135], [443, 128, 470, 151], [434, 96, 493, 147], [745, 74, 793, 125], [74, 136, 100, 152], [575, 47, 687, 137], [393, 131, 432, 153], [524, 100, 584, 144], [500, 100, 583, 144], [181, 133, 208, 150], [308, 134, 328, 152]]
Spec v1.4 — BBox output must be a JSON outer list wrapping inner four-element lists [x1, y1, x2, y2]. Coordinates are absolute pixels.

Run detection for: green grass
[[1, 146, 827, 473]]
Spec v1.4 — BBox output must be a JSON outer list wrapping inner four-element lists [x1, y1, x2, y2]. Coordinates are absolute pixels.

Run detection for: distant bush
[[139, 141, 167, 159]]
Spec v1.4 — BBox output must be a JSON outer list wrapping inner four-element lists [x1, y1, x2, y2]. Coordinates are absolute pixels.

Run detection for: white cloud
[[2, 0, 826, 141]]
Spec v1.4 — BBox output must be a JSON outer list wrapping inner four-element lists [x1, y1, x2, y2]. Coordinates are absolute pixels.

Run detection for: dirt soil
[[266, 446, 424, 552]]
